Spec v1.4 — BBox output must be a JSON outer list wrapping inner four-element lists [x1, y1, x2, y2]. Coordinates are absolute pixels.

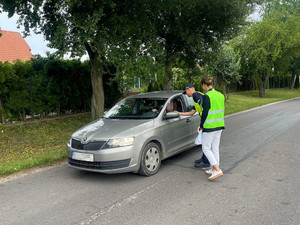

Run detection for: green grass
[[225, 88, 300, 115], [0, 88, 300, 177], [0, 113, 92, 177]]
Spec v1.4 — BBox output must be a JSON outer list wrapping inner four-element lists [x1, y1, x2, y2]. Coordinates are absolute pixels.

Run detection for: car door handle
[[186, 118, 191, 123]]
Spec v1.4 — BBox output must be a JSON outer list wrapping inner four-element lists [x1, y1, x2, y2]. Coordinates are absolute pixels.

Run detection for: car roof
[[127, 90, 184, 99]]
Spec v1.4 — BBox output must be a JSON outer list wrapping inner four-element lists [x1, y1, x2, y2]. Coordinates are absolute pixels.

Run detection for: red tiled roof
[[0, 29, 33, 63]]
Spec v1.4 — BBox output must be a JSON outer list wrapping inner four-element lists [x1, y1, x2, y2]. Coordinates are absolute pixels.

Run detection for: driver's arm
[[178, 109, 196, 116]]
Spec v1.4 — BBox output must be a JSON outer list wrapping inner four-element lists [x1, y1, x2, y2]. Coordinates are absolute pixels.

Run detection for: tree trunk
[[259, 73, 269, 98], [0, 98, 5, 124], [19, 111, 23, 121], [259, 82, 265, 98], [56, 104, 60, 117], [18, 109, 26, 121], [23, 108, 26, 121], [222, 82, 227, 96], [85, 43, 105, 119], [290, 70, 296, 89], [163, 39, 173, 91]]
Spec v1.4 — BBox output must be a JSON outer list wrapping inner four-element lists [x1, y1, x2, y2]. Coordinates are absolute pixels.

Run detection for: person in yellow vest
[[200, 76, 225, 180], [179, 84, 210, 169]]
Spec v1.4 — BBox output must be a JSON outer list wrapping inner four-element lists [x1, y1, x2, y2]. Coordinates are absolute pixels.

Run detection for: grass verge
[[0, 88, 300, 177], [0, 113, 91, 177], [225, 88, 300, 115]]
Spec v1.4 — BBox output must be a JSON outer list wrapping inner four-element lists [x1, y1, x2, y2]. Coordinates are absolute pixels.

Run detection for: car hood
[[72, 118, 154, 141]]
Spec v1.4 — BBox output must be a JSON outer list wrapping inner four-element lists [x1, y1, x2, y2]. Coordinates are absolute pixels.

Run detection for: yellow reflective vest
[[193, 91, 204, 116], [203, 90, 225, 129]]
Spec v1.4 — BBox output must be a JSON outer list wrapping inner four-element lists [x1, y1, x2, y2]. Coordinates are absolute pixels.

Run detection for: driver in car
[[166, 101, 178, 112], [152, 101, 177, 113]]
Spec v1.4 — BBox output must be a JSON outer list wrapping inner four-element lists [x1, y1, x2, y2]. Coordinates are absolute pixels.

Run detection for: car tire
[[138, 142, 161, 176]]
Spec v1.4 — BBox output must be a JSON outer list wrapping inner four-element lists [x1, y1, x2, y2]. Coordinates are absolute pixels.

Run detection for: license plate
[[72, 152, 94, 162]]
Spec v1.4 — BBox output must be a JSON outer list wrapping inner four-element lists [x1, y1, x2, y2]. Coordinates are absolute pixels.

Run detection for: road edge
[[225, 96, 300, 118], [1, 96, 300, 184], [0, 160, 66, 184]]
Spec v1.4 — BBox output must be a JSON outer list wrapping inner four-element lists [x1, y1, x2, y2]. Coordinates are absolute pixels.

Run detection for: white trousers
[[202, 130, 222, 166]]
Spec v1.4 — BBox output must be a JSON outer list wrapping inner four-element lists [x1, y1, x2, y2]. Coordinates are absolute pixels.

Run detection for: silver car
[[67, 91, 199, 176]]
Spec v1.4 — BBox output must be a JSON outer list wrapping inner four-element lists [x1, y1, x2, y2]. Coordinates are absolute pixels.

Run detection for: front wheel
[[138, 142, 161, 176]]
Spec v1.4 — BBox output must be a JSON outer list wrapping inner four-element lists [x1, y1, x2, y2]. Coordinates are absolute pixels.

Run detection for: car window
[[105, 98, 167, 119], [184, 95, 195, 111], [167, 97, 184, 113]]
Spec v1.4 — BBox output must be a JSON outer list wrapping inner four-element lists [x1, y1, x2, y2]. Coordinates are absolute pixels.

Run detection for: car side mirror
[[164, 112, 179, 119]]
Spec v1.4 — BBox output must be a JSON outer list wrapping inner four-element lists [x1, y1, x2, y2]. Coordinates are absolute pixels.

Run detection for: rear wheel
[[138, 142, 161, 176]]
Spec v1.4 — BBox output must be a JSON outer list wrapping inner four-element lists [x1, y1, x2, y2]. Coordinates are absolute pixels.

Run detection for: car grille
[[68, 158, 131, 170], [71, 139, 106, 150]]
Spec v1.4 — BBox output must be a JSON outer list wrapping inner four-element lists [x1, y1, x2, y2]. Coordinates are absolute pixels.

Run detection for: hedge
[[0, 56, 122, 123]]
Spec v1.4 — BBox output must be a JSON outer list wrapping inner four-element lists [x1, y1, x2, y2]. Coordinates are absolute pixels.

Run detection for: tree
[[210, 44, 241, 96], [0, 0, 146, 119], [234, 13, 300, 97], [0, 0, 259, 119], [264, 0, 300, 89], [144, 0, 256, 90], [117, 55, 163, 92]]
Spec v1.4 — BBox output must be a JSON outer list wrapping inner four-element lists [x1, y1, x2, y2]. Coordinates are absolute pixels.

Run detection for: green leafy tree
[[234, 13, 300, 97], [144, 0, 256, 90], [210, 44, 241, 95], [118, 55, 163, 92], [264, 0, 300, 89], [0, 0, 146, 119], [0, 0, 259, 116]]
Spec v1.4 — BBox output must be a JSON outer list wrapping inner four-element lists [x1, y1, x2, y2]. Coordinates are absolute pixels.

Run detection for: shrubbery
[[0, 56, 122, 123]]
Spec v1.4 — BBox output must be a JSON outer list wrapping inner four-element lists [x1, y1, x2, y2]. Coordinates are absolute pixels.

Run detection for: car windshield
[[104, 97, 167, 119]]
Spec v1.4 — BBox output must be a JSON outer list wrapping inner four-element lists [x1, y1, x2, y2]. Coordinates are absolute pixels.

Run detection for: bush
[[0, 56, 126, 122], [0, 58, 90, 121]]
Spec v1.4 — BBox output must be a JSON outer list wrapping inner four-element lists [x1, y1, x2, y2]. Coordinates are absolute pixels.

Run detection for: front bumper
[[66, 142, 141, 173], [67, 158, 131, 170]]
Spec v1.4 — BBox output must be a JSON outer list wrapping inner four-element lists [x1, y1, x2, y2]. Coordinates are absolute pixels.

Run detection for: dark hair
[[201, 76, 213, 86]]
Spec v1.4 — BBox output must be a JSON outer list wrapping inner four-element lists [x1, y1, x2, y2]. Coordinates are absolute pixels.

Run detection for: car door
[[160, 95, 198, 156]]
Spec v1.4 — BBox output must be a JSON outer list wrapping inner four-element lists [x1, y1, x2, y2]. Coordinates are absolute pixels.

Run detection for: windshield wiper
[[108, 116, 151, 119], [109, 116, 134, 119]]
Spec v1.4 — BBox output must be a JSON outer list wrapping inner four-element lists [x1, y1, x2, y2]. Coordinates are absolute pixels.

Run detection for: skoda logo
[[81, 137, 88, 144]]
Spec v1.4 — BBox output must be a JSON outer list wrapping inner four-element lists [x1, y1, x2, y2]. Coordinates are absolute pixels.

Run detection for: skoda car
[[67, 91, 199, 176]]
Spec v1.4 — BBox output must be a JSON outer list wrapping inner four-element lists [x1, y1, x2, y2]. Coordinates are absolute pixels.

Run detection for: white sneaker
[[205, 168, 213, 175], [208, 169, 223, 181]]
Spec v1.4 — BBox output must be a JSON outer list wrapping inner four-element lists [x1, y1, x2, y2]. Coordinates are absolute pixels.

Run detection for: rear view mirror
[[164, 112, 179, 119]]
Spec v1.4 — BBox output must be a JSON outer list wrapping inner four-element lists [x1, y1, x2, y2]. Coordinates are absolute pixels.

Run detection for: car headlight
[[67, 137, 72, 147], [104, 137, 135, 148]]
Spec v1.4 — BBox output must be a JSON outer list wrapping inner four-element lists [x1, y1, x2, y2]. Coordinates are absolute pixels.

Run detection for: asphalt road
[[1, 98, 300, 225]]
